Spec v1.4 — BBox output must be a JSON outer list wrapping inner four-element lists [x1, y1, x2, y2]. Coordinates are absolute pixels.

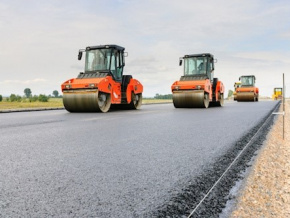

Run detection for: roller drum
[[236, 92, 255, 102], [63, 89, 111, 112], [173, 90, 209, 108]]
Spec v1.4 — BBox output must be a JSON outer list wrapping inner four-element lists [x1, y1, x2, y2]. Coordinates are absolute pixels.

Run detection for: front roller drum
[[63, 89, 111, 112], [236, 92, 256, 102], [173, 90, 209, 108]]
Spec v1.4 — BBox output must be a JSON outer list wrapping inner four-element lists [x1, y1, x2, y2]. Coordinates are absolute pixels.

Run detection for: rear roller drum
[[129, 93, 142, 109], [97, 92, 111, 112], [203, 93, 209, 108], [216, 93, 224, 107]]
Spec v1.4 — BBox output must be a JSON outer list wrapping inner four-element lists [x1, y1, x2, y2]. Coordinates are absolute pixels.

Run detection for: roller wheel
[[216, 93, 224, 107], [97, 92, 111, 112], [204, 93, 209, 108], [129, 92, 142, 109]]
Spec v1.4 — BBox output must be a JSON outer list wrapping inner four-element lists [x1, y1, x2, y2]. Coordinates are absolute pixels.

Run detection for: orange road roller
[[171, 53, 225, 108], [61, 45, 143, 112], [236, 75, 259, 102]]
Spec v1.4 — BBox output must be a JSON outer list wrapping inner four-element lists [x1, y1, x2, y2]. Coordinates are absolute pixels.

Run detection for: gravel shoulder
[[231, 100, 290, 217]]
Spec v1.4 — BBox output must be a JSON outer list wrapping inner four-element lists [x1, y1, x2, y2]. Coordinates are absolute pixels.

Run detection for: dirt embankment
[[231, 100, 290, 217]]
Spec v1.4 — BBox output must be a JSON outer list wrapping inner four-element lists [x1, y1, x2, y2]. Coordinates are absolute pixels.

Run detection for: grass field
[[142, 98, 172, 104], [0, 98, 172, 110], [0, 98, 63, 110]]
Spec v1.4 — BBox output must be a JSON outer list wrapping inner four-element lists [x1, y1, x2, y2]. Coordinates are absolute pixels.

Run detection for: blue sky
[[0, 0, 290, 97]]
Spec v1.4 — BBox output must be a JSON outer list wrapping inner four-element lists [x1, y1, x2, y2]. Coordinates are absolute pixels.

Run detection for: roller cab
[[61, 45, 143, 112], [171, 53, 224, 108], [236, 75, 259, 102]]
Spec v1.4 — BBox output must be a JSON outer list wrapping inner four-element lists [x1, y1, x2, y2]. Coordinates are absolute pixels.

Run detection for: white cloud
[[0, 79, 47, 85], [0, 0, 290, 97], [279, 30, 290, 40], [234, 51, 290, 64]]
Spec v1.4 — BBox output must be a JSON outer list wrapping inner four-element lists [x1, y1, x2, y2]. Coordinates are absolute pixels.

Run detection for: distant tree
[[24, 88, 32, 98], [17, 95, 22, 102], [154, 93, 172, 99], [29, 95, 38, 102], [227, 90, 234, 98], [9, 94, 22, 102], [9, 94, 17, 102], [52, 90, 59, 98], [0, 95, 2, 102], [38, 94, 49, 102]]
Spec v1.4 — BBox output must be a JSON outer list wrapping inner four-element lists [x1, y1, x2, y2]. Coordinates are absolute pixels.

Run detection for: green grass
[[0, 98, 63, 110], [0, 98, 172, 110], [142, 98, 172, 104]]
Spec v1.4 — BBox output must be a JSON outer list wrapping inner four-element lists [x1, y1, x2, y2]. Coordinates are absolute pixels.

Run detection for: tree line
[[154, 90, 234, 100], [0, 88, 61, 102], [154, 93, 173, 99]]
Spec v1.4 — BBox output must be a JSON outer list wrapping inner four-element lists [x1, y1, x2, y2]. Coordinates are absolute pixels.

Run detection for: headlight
[[175, 86, 179, 90], [89, 83, 95, 88], [196, 85, 201, 90], [65, 85, 71, 89]]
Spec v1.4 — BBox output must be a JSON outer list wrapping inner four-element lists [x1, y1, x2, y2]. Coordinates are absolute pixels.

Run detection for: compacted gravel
[[231, 100, 290, 217]]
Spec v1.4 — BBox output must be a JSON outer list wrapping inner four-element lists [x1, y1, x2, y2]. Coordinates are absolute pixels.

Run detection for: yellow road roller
[[233, 81, 241, 101], [272, 87, 283, 100]]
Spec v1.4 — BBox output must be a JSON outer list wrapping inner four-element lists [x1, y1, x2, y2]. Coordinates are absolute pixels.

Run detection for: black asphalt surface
[[0, 101, 279, 217]]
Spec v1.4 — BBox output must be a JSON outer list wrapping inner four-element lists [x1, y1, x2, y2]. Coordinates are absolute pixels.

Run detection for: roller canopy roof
[[85, 45, 125, 51], [183, 53, 213, 58], [240, 75, 256, 79]]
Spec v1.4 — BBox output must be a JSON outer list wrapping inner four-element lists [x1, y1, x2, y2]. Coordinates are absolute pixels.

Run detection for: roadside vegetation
[[0, 88, 63, 110], [143, 98, 172, 104], [142, 93, 173, 104], [0, 97, 63, 110]]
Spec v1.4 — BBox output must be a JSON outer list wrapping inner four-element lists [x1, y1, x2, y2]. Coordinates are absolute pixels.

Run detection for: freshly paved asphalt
[[0, 101, 279, 217]]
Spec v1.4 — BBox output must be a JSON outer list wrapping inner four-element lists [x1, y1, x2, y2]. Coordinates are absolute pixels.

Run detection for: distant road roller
[[171, 53, 225, 108], [236, 75, 259, 102], [272, 87, 283, 100], [61, 45, 143, 112], [233, 81, 241, 101]]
